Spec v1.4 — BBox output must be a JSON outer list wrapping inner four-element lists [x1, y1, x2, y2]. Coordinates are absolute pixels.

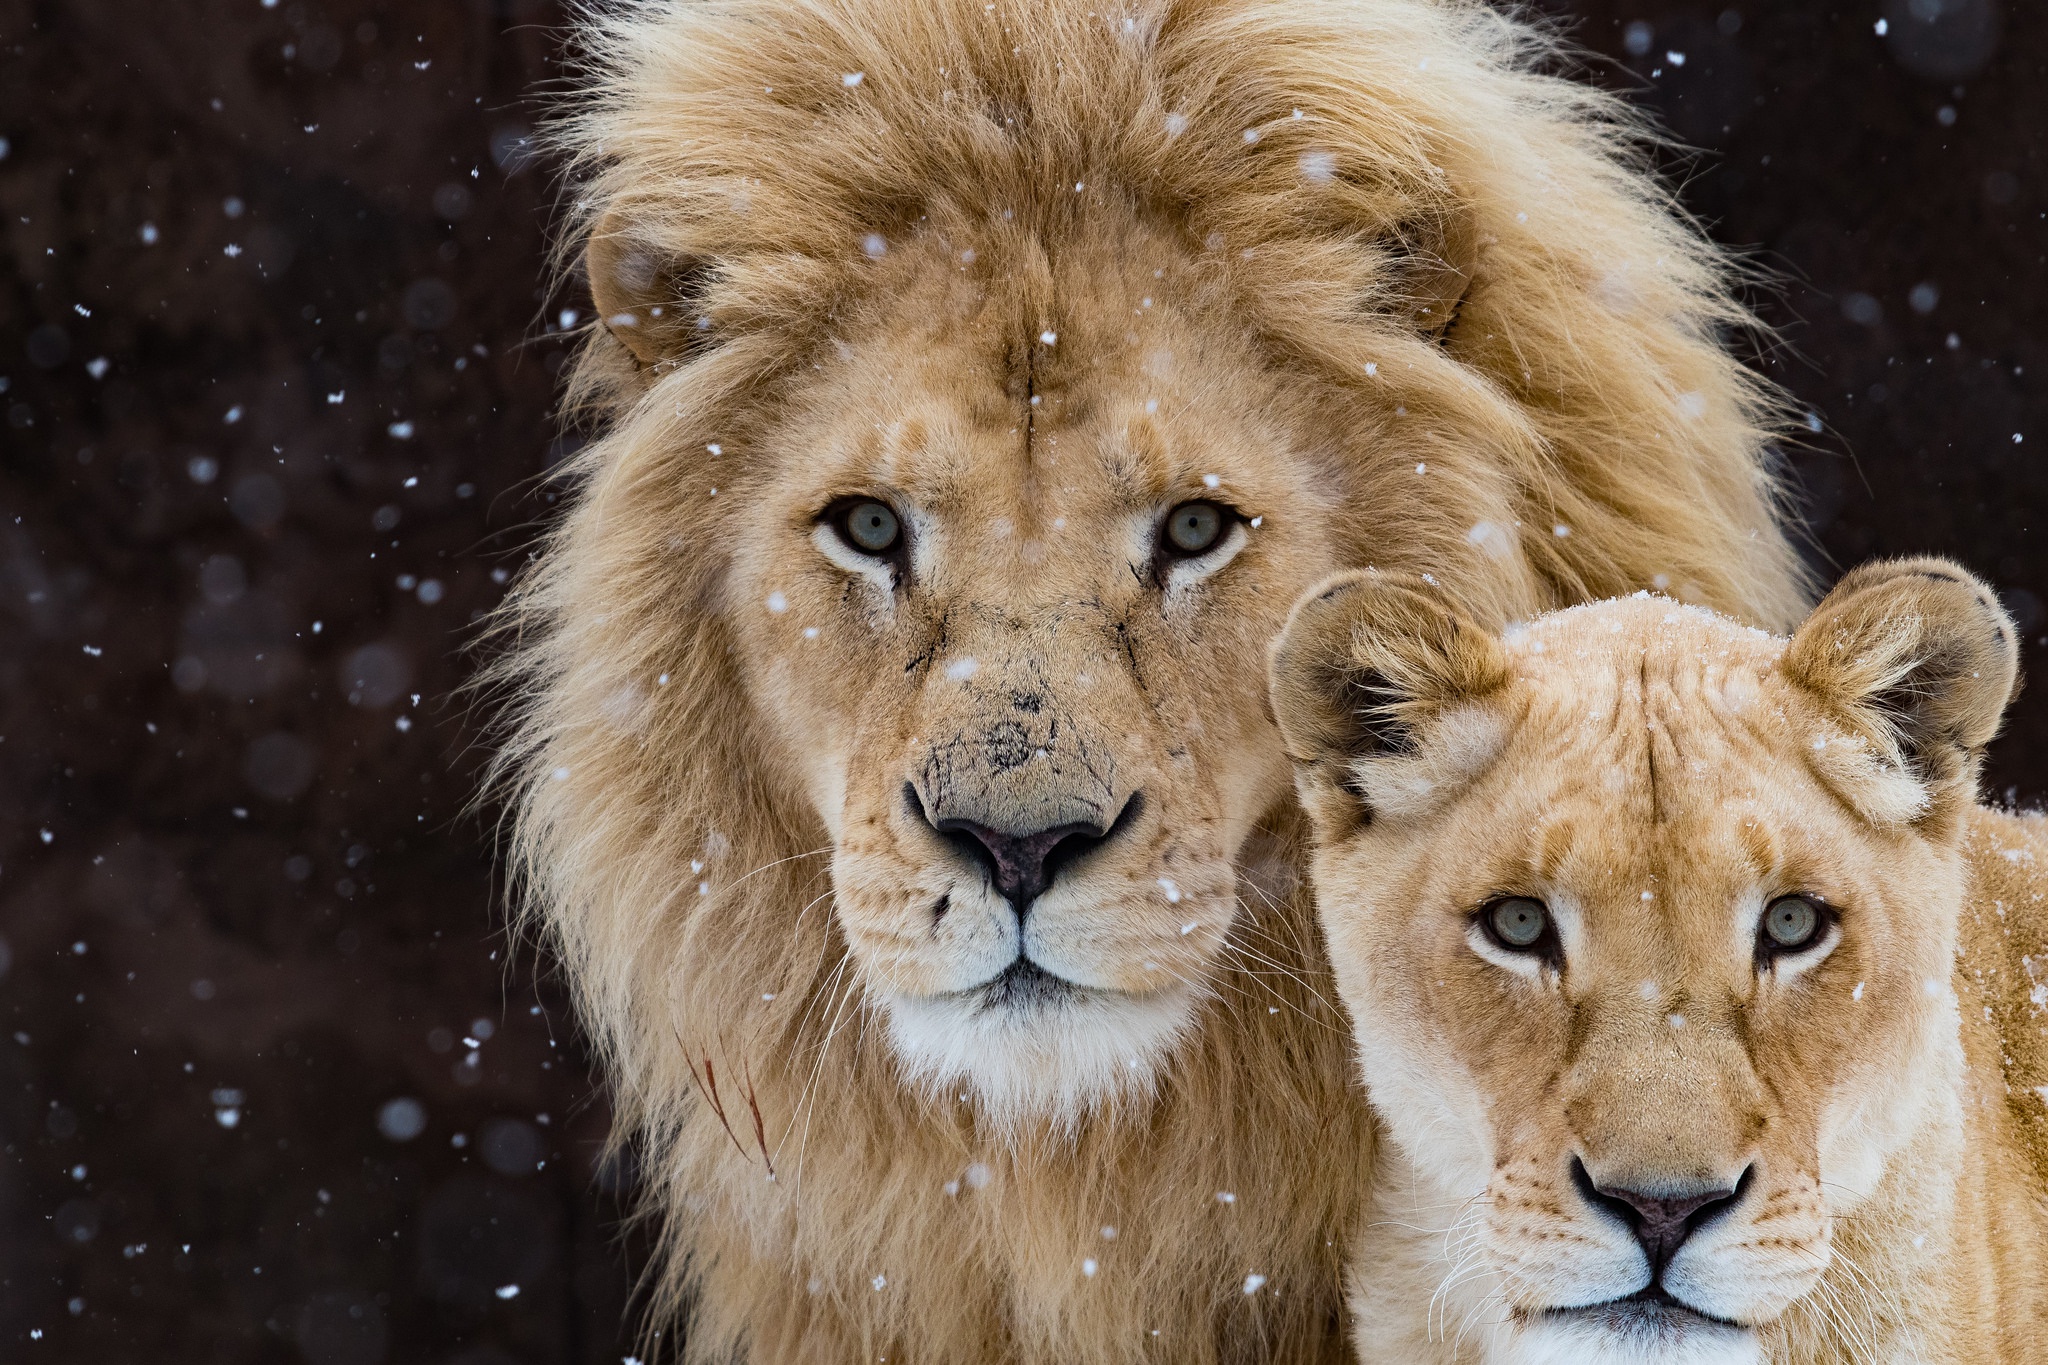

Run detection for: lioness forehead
[[1502, 595, 1794, 778], [1451, 598, 1855, 907]]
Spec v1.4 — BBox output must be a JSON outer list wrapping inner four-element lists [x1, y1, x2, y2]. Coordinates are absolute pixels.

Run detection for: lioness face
[[727, 223, 1342, 1125], [1272, 571, 2015, 1364]]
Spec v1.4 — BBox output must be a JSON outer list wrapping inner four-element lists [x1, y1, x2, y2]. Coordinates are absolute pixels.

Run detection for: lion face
[[724, 225, 1345, 1124], [1270, 563, 2016, 1362]]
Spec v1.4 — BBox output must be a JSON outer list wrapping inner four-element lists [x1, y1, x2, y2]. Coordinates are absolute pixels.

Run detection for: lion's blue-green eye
[[1164, 501, 1225, 555], [841, 500, 901, 554], [1763, 895, 1822, 950], [1485, 897, 1549, 950]]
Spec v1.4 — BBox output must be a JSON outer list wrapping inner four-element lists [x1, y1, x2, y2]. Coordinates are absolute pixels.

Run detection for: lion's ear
[[1268, 571, 1509, 835], [1782, 557, 2018, 820], [585, 209, 714, 367], [1388, 215, 1471, 342]]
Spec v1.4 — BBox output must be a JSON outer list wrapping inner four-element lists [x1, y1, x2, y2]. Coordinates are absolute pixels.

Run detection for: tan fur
[[489, 0, 1810, 1358], [1272, 560, 2048, 1364]]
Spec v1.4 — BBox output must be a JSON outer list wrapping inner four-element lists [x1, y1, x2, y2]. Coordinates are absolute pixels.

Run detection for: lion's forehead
[[773, 225, 1322, 512]]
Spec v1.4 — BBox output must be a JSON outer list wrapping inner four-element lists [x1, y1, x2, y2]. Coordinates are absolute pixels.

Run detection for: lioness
[[496, 0, 1807, 1357], [1270, 559, 2048, 1363]]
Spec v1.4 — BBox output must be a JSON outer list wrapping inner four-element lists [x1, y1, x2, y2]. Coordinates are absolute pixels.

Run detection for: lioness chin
[[496, 0, 1810, 1357], [1272, 559, 2048, 1364]]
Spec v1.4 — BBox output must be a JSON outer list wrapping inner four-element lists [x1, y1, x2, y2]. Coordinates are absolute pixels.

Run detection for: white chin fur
[[1502, 1313, 1761, 1365], [882, 984, 1197, 1135]]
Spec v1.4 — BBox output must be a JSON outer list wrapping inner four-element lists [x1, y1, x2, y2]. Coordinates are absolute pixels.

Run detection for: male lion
[[495, 0, 1806, 1358], [1271, 560, 2048, 1364]]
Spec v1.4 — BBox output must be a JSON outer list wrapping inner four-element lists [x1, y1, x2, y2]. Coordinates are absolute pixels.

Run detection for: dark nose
[[909, 785, 1141, 913], [1573, 1159, 1751, 1275]]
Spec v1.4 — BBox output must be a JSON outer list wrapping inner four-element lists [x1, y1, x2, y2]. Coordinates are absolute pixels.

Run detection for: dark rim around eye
[[1480, 896, 1552, 953], [825, 498, 904, 557], [1162, 500, 1228, 556], [1760, 894, 1826, 954]]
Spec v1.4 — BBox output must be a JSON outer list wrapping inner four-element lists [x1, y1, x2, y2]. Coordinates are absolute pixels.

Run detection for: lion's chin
[[881, 969, 1198, 1137]]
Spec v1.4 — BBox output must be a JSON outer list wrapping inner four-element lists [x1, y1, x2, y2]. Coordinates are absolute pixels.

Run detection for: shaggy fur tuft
[[488, 1, 1810, 1359]]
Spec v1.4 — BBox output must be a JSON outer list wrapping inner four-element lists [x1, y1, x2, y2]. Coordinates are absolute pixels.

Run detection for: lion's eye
[[1483, 897, 1550, 951], [834, 500, 902, 556], [1761, 895, 1823, 952], [1162, 501, 1226, 556]]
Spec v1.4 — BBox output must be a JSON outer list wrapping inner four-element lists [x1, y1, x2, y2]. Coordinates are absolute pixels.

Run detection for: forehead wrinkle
[[1641, 645, 1730, 824], [1599, 661, 1653, 822], [1513, 665, 1654, 832], [1645, 666, 1803, 838]]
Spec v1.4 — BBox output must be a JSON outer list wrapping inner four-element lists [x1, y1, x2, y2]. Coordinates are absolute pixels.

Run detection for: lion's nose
[[1574, 1158, 1751, 1275], [909, 785, 1141, 914], [936, 818, 1112, 912]]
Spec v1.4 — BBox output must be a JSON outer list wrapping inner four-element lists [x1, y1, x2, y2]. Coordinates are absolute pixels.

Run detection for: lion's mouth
[[973, 957, 1077, 1010], [1542, 1287, 1747, 1339]]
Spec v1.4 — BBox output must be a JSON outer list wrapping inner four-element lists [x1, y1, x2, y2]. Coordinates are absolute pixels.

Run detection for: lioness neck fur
[[491, 0, 1810, 1358], [1273, 559, 2048, 1364]]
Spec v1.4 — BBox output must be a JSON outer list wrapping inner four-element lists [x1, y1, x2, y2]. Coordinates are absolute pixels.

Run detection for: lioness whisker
[[1822, 1242, 1921, 1362]]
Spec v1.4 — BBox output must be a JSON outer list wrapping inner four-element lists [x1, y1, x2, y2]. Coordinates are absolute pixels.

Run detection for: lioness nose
[[1575, 1159, 1751, 1274], [918, 792, 1139, 913]]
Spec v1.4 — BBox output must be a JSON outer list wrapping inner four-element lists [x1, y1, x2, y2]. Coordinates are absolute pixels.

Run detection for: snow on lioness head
[[1272, 559, 2019, 1364]]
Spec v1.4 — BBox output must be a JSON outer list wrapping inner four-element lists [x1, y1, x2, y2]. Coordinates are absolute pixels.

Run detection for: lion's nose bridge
[[908, 631, 1136, 836], [1563, 998, 1766, 1189]]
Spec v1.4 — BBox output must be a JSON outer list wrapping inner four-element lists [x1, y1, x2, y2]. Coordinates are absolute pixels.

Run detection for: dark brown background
[[0, 0, 2040, 1360]]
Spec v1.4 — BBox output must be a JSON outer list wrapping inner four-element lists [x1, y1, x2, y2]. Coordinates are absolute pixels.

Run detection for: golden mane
[[487, 0, 1809, 1358]]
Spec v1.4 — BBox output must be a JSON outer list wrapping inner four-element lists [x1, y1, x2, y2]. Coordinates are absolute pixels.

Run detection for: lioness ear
[[1782, 557, 2018, 821], [585, 209, 714, 368], [1268, 571, 1509, 834]]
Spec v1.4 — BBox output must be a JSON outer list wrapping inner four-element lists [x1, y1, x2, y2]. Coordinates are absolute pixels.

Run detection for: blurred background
[[0, 0, 2039, 1360]]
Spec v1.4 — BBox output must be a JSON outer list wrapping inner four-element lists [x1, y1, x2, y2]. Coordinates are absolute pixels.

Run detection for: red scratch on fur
[[743, 1057, 776, 1180], [700, 1056, 747, 1160], [679, 1035, 749, 1161]]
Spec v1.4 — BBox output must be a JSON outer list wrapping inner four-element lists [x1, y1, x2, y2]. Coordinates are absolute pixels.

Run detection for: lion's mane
[[490, 1, 1808, 1359]]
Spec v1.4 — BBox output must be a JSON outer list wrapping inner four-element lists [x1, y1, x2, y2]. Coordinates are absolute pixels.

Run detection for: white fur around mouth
[[882, 972, 1198, 1136]]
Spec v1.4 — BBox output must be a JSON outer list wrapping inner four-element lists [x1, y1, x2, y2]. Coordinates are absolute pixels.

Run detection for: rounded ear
[[585, 209, 714, 368], [1268, 570, 1509, 831], [1782, 557, 2019, 805]]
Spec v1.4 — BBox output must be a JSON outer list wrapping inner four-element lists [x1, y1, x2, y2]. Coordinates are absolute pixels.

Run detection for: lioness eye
[[1163, 501, 1225, 555], [836, 500, 901, 555], [1484, 897, 1550, 950], [1762, 895, 1822, 951]]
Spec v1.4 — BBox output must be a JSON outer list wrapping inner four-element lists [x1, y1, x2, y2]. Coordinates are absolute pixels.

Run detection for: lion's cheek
[[731, 639, 871, 834]]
